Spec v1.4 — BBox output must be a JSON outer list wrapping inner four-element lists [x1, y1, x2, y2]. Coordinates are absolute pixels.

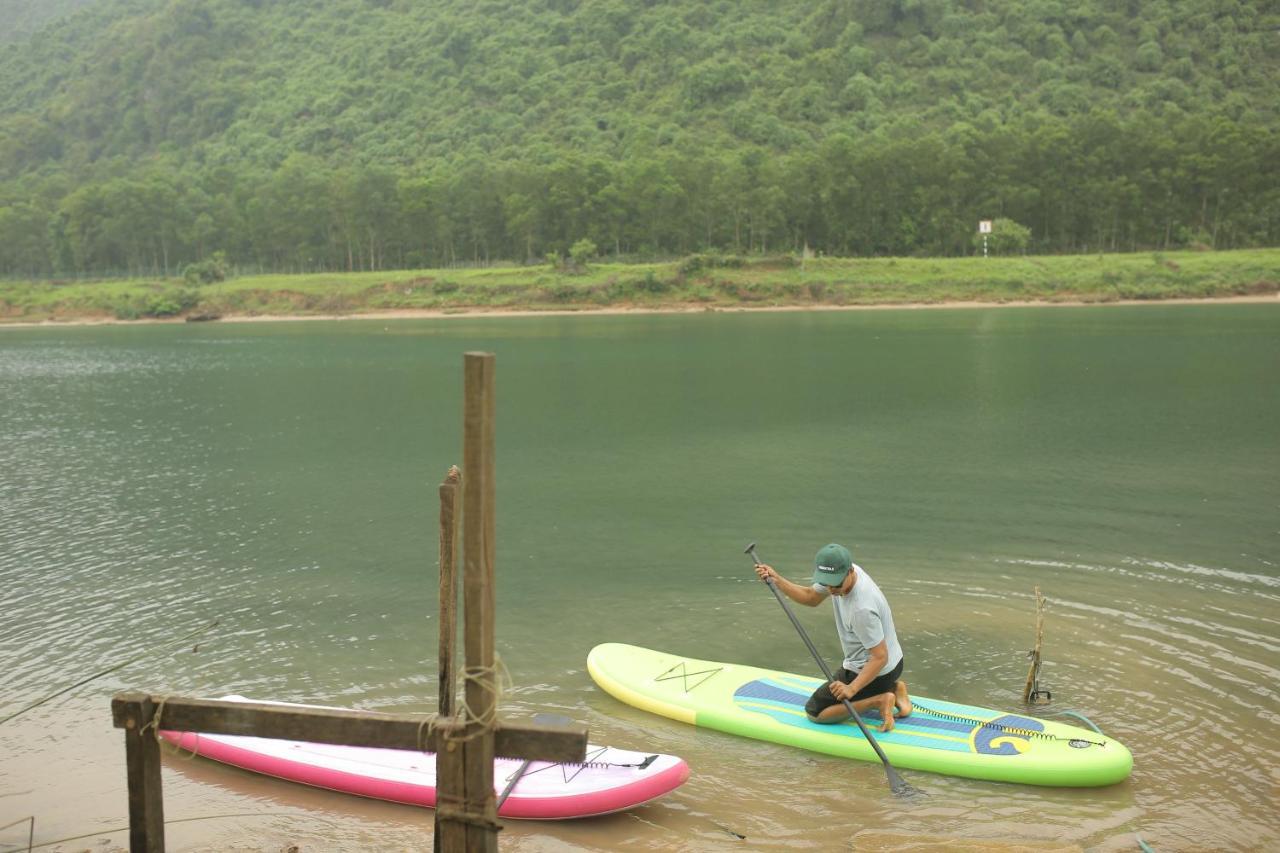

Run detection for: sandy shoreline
[[2, 293, 1277, 328]]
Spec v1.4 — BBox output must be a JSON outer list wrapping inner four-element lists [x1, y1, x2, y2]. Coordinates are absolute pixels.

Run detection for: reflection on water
[[1, 306, 1278, 851]]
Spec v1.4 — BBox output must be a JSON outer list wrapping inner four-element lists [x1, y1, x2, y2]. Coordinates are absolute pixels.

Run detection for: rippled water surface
[[2, 305, 1277, 851]]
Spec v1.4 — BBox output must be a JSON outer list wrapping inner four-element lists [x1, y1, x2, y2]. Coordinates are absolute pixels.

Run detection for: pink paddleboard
[[159, 696, 689, 819]]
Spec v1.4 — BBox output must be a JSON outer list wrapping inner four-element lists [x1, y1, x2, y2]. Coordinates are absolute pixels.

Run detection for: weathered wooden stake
[[120, 696, 164, 853], [1022, 586, 1050, 704], [435, 464, 463, 853], [438, 465, 461, 718], [462, 351, 498, 852]]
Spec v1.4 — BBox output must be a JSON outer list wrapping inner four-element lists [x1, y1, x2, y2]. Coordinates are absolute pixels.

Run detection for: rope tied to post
[[429, 655, 511, 833], [435, 805, 504, 832], [434, 792, 505, 833], [415, 656, 511, 751], [139, 696, 168, 741], [138, 695, 200, 760], [440, 656, 511, 745], [0, 617, 220, 728]]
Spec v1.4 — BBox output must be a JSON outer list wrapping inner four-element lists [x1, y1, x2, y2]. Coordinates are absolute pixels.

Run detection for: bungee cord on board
[[909, 700, 1109, 747]]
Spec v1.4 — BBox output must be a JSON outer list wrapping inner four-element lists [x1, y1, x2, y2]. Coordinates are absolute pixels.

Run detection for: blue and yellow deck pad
[[732, 675, 1045, 756]]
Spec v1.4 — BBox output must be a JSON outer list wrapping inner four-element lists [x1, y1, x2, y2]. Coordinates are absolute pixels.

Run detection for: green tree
[[977, 218, 1032, 255], [0, 202, 50, 276], [569, 238, 597, 270]]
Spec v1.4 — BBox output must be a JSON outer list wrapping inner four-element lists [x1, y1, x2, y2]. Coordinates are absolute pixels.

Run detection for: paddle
[[744, 542, 922, 799], [495, 712, 573, 810]]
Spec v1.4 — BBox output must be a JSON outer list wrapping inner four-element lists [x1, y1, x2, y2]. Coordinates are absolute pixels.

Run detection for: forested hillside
[[0, 0, 1276, 277], [0, 0, 99, 43]]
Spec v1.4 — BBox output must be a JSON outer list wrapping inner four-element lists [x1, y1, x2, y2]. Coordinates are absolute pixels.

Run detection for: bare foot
[[877, 692, 896, 732], [894, 681, 912, 718]]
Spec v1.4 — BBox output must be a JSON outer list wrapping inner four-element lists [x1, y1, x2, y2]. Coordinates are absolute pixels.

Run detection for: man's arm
[[831, 640, 888, 700], [754, 563, 825, 607]]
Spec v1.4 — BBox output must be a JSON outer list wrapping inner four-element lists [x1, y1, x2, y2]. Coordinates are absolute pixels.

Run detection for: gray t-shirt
[[812, 563, 903, 674]]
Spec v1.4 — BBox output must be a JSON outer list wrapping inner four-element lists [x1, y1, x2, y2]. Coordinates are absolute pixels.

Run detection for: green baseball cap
[[813, 543, 853, 585]]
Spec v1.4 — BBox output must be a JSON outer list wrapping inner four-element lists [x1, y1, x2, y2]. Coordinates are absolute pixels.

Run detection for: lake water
[[1, 305, 1277, 852]]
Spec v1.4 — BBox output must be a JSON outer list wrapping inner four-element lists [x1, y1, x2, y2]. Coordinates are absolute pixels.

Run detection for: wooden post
[[435, 464, 463, 853], [462, 352, 498, 851], [1022, 587, 1049, 704], [117, 694, 165, 853], [438, 465, 461, 718]]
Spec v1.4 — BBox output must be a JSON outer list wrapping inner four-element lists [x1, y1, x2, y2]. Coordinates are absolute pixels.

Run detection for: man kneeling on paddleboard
[[754, 543, 911, 732]]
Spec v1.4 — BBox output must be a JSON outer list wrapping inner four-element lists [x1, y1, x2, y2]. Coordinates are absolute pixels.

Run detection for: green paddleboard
[[587, 643, 1132, 787]]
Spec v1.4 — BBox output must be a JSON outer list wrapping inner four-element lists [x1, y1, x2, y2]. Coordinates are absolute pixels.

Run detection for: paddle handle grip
[[749, 546, 833, 676]]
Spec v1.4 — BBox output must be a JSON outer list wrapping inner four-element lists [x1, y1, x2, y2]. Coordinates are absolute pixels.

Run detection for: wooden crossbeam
[[110, 693, 586, 761]]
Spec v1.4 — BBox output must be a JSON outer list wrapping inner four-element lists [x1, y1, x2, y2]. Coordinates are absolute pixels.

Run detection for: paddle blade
[[888, 766, 925, 799]]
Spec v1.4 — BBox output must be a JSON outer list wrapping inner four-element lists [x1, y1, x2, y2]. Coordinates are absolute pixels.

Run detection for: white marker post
[[979, 220, 993, 258]]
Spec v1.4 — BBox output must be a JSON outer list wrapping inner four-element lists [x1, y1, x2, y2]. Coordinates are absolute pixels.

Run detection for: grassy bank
[[2, 249, 1278, 324]]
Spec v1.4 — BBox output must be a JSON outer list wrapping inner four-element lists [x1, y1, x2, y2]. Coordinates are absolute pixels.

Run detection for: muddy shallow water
[[3, 305, 1277, 851]]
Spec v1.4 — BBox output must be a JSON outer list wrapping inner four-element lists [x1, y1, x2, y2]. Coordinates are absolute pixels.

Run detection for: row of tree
[[1, 107, 1275, 278]]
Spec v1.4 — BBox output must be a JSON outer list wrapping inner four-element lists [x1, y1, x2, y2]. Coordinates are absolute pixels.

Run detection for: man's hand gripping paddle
[[745, 542, 922, 798]]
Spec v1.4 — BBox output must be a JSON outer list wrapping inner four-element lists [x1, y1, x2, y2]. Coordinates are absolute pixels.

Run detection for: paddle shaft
[[495, 712, 573, 810], [745, 544, 916, 797], [495, 759, 531, 810]]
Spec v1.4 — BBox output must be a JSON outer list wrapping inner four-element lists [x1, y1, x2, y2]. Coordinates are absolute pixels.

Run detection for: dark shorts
[[804, 658, 904, 719]]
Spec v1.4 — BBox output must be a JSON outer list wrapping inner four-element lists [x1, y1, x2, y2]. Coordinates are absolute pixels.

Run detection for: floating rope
[[0, 816, 34, 853], [0, 618, 220, 727], [911, 701, 1107, 747], [13, 812, 297, 851]]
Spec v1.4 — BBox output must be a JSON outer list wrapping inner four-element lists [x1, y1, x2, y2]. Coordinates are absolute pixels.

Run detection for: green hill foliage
[[0, 0, 1276, 277], [0, 0, 99, 43]]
